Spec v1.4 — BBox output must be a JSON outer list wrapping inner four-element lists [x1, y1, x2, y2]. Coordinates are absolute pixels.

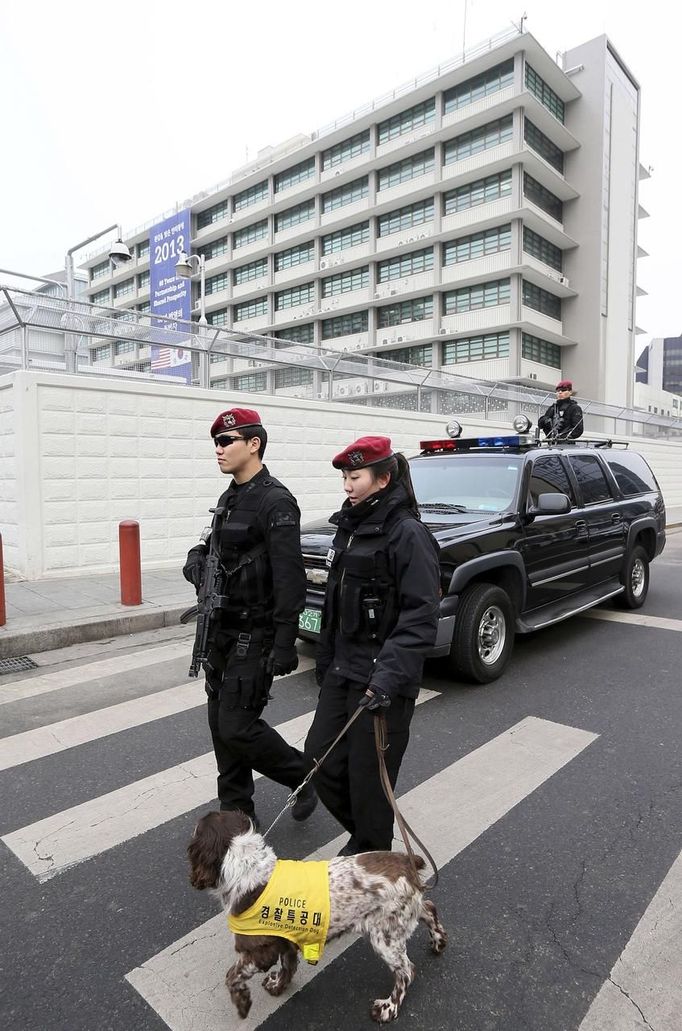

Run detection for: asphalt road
[[1, 532, 680, 1031]]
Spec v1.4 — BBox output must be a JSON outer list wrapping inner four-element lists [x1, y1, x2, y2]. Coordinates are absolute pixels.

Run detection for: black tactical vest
[[325, 507, 413, 643]]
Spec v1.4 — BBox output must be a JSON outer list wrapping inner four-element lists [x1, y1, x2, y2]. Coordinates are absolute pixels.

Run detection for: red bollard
[[0, 532, 6, 627], [119, 520, 142, 606]]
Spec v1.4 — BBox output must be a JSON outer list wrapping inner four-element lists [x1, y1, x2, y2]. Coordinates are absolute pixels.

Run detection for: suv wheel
[[449, 583, 515, 684], [616, 545, 650, 609]]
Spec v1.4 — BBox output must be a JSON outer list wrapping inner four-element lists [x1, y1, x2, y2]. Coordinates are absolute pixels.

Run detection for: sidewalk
[[0, 568, 196, 660]]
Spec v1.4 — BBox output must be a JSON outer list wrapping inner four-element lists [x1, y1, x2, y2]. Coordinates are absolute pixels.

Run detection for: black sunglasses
[[214, 434, 246, 447]]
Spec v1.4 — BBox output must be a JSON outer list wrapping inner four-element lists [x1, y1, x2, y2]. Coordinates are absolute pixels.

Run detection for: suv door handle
[[574, 519, 588, 536], [611, 513, 622, 522]]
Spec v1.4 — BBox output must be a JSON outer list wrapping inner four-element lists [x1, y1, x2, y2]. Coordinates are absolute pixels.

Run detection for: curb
[[0, 605, 190, 660]]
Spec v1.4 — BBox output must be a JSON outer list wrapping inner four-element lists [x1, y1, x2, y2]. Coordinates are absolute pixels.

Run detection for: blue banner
[[149, 208, 192, 383]]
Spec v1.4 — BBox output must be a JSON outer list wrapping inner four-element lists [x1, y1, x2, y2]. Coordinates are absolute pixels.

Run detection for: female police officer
[[304, 435, 440, 855]]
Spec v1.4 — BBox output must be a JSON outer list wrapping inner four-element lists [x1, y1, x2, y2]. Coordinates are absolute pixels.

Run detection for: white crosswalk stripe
[[125, 716, 599, 1031], [2, 685, 439, 881], [578, 847, 682, 1031], [0, 657, 315, 772], [0, 640, 191, 706]]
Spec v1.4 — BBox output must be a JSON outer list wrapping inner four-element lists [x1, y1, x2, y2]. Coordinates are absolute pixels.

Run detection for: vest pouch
[[362, 596, 383, 639]]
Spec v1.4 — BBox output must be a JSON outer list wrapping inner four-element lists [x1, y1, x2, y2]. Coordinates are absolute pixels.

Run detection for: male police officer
[[183, 407, 316, 823], [538, 380, 584, 440]]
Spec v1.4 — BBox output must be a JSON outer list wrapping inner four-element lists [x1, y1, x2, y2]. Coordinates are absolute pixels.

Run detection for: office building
[[80, 27, 647, 407]]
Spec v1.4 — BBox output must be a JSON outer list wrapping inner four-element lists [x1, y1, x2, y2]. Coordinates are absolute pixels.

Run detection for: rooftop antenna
[[512, 11, 527, 33], [462, 0, 468, 61]]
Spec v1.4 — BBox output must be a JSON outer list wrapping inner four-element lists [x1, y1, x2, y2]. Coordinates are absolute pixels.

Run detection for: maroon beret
[[210, 408, 262, 437], [556, 380, 573, 391], [332, 435, 394, 470]]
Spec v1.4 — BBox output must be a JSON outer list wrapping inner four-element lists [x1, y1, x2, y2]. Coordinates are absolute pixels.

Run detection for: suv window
[[604, 452, 659, 496], [528, 456, 575, 507], [567, 454, 613, 504], [410, 454, 523, 512]]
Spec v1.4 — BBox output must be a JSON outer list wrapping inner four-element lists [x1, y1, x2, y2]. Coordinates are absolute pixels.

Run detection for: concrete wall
[[2, 369, 681, 580]]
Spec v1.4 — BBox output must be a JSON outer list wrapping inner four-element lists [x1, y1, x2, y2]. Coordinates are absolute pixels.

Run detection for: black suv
[[298, 427, 666, 683]]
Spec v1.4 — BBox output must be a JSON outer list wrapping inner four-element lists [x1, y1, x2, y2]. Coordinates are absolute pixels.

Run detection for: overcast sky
[[1, 0, 680, 345]]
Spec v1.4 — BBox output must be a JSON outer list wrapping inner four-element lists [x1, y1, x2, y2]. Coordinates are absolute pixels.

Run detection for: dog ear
[[188, 814, 226, 890]]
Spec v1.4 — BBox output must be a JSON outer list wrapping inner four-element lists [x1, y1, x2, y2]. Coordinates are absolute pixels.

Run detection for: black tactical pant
[[304, 673, 415, 851], [206, 632, 307, 817]]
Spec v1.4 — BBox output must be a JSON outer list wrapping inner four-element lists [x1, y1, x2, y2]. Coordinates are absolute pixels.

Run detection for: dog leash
[[262, 703, 366, 839], [373, 712, 439, 889]]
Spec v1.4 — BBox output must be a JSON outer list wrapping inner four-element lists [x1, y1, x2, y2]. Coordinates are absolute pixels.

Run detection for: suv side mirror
[[530, 492, 572, 515]]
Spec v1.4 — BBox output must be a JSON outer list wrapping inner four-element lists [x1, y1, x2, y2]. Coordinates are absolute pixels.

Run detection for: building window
[[114, 279, 134, 299], [522, 280, 561, 320], [443, 169, 512, 214], [523, 227, 562, 271], [274, 367, 314, 388], [198, 237, 229, 260], [377, 248, 434, 282], [210, 351, 228, 363], [136, 301, 151, 313], [443, 332, 510, 364], [91, 260, 109, 282], [233, 371, 267, 391], [525, 64, 565, 123], [206, 272, 228, 295], [274, 158, 315, 194], [378, 149, 434, 191], [234, 297, 268, 321], [522, 332, 561, 367], [322, 130, 370, 169], [114, 340, 135, 355], [321, 310, 368, 338], [378, 99, 436, 144], [274, 323, 315, 345], [523, 173, 563, 222], [322, 177, 368, 213], [444, 116, 513, 164], [275, 282, 315, 310], [275, 242, 314, 271], [233, 219, 268, 248], [443, 225, 511, 265], [92, 344, 110, 361], [234, 180, 268, 210], [91, 289, 109, 306], [137, 270, 150, 289], [207, 308, 228, 326], [378, 295, 433, 328], [443, 279, 510, 314], [321, 266, 369, 296], [321, 221, 370, 255], [197, 199, 229, 229], [378, 198, 434, 237], [383, 343, 432, 366], [275, 200, 315, 232], [524, 119, 564, 173], [137, 240, 150, 259], [233, 258, 268, 285], [444, 59, 514, 113]]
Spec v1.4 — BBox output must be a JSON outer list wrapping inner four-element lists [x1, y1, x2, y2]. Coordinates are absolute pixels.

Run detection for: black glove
[[265, 646, 299, 677], [358, 686, 391, 710], [315, 666, 328, 687], [183, 547, 206, 590]]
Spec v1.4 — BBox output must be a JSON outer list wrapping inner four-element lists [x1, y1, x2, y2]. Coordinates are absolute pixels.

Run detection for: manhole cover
[[0, 656, 39, 675]]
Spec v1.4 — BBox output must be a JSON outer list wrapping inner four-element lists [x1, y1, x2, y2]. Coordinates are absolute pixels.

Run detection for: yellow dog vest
[[228, 859, 331, 963]]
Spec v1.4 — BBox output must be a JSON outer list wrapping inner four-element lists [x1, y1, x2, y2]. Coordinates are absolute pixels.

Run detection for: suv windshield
[[409, 454, 523, 513]]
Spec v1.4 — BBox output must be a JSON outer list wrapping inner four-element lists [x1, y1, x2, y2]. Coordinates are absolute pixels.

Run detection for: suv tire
[[449, 582, 515, 684], [616, 544, 650, 609]]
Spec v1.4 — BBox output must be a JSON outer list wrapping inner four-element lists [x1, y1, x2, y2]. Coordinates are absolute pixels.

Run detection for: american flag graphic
[[151, 345, 192, 382]]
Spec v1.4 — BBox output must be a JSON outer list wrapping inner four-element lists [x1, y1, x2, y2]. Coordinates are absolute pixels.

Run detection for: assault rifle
[[180, 506, 267, 678]]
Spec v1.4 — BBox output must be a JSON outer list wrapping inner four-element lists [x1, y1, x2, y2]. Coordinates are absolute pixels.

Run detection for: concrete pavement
[[0, 568, 196, 660]]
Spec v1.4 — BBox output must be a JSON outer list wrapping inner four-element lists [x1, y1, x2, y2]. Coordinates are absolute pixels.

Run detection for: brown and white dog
[[188, 810, 447, 1023]]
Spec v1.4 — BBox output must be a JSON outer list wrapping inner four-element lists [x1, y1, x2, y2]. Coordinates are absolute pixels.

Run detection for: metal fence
[[1, 285, 680, 439]]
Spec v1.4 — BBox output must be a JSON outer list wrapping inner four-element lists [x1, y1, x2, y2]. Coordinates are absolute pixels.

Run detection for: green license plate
[[299, 607, 322, 634]]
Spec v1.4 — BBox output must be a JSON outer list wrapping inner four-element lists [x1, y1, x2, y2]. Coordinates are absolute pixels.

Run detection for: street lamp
[[175, 250, 207, 327], [63, 223, 132, 373]]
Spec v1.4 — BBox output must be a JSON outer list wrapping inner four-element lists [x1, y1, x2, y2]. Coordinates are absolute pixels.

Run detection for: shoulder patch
[[273, 511, 297, 528]]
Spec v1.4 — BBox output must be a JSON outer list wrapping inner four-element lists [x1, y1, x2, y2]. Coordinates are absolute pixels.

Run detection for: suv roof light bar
[[420, 434, 535, 452]]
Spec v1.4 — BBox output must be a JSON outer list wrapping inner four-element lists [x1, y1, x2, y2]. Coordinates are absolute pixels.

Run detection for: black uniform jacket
[[215, 466, 306, 651], [538, 397, 584, 439], [316, 483, 441, 699]]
